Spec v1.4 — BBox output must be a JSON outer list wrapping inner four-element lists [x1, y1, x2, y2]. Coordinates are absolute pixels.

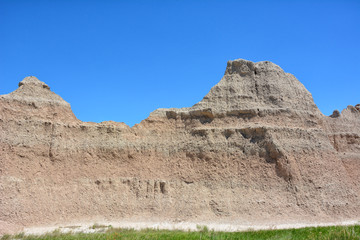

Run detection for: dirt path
[[23, 220, 360, 235]]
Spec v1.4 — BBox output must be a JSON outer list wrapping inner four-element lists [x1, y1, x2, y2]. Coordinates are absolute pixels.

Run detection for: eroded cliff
[[1, 59, 359, 234]]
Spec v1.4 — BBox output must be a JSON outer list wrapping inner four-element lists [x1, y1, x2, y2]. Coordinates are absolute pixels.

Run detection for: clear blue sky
[[1, 0, 359, 126]]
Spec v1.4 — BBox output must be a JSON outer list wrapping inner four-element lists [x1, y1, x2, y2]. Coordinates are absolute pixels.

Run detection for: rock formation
[[1, 59, 359, 234]]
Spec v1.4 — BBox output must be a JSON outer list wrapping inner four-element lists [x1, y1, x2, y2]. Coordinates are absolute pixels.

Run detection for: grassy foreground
[[2, 225, 360, 240]]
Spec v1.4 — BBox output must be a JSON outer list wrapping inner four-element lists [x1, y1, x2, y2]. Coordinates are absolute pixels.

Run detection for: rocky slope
[[1, 59, 359, 234]]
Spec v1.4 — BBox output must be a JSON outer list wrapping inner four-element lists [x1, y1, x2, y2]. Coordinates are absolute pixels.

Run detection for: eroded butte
[[1, 59, 359, 234]]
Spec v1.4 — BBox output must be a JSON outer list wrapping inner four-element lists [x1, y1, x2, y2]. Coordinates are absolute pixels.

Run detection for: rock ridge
[[0, 59, 359, 235], [0, 76, 76, 122], [151, 59, 319, 120]]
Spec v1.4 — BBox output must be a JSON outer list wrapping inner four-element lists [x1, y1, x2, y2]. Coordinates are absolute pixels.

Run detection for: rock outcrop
[[1, 59, 359, 234]]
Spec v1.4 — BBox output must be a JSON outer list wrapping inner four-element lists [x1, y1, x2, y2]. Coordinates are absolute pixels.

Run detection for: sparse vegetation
[[91, 223, 112, 230], [1, 224, 360, 240]]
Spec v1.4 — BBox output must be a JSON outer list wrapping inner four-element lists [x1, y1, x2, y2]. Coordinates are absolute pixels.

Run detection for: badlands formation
[[0, 59, 360, 234]]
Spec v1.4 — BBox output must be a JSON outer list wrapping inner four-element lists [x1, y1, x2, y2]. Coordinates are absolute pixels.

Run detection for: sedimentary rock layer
[[1, 59, 359, 234]]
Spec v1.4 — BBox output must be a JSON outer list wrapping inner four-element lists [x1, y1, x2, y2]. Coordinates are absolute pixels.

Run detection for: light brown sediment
[[1, 59, 359, 235]]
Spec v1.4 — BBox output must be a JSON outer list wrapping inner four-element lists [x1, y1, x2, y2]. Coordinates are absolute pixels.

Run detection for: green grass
[[1, 225, 360, 240], [90, 223, 113, 230]]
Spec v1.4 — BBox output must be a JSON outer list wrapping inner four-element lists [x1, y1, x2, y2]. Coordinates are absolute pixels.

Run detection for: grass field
[[1, 224, 360, 240]]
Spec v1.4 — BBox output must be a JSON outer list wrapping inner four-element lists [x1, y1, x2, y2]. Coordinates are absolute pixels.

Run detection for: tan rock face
[[0, 76, 77, 122], [1, 59, 359, 234]]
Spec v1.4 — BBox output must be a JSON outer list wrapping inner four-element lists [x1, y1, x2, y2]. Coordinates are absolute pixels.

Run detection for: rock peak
[[19, 76, 50, 90], [152, 58, 320, 119], [225, 59, 283, 75], [0, 76, 76, 121]]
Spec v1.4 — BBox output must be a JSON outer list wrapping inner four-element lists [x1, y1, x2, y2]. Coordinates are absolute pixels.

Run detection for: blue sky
[[1, 0, 359, 126]]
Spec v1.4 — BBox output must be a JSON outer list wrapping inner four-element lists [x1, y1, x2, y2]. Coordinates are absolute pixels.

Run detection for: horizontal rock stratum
[[1, 59, 360, 234]]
